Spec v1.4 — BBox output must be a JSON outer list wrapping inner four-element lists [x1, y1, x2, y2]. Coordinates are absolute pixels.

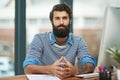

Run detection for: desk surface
[[0, 75, 98, 80]]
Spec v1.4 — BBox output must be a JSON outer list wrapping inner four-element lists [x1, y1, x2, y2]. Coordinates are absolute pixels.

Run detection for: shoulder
[[35, 32, 49, 36], [34, 32, 50, 39], [31, 32, 50, 43], [70, 33, 83, 41]]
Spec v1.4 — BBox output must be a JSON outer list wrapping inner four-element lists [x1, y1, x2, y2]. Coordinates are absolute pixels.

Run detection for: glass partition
[[0, 0, 15, 77], [73, 0, 109, 61], [26, 0, 59, 45]]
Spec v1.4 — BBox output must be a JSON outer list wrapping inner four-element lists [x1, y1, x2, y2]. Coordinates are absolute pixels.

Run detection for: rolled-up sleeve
[[79, 57, 96, 67], [23, 58, 42, 68], [23, 34, 43, 68], [77, 37, 96, 67]]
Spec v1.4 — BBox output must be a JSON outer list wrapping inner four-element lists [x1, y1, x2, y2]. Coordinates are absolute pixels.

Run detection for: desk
[[0, 75, 98, 80], [0, 75, 27, 80]]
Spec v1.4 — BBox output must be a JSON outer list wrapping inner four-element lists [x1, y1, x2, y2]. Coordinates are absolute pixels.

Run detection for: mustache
[[57, 24, 66, 28]]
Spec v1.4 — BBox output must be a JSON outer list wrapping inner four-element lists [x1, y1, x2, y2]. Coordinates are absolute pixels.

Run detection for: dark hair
[[49, 3, 72, 21]]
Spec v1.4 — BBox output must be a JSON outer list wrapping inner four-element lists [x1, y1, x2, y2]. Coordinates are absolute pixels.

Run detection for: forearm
[[77, 62, 95, 74], [24, 64, 51, 74]]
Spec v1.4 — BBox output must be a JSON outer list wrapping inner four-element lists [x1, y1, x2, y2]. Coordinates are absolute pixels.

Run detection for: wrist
[[44, 65, 52, 74]]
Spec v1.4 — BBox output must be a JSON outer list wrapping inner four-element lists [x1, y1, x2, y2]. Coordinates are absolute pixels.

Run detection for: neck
[[55, 36, 68, 45]]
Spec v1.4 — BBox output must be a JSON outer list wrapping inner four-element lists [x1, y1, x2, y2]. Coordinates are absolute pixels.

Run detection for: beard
[[52, 23, 70, 38]]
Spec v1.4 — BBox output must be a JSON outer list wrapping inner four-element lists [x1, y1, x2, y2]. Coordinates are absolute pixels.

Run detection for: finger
[[63, 56, 68, 62], [54, 57, 64, 66], [57, 56, 64, 63], [64, 70, 71, 75], [63, 70, 73, 78], [62, 72, 71, 79], [59, 56, 64, 61], [64, 67, 71, 71], [63, 57, 72, 65], [64, 63, 72, 68], [55, 70, 64, 79], [55, 73, 62, 79], [63, 67, 74, 75], [58, 56, 66, 67], [53, 65, 62, 71]]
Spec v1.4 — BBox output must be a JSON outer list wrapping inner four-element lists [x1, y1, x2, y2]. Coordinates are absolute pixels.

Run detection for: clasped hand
[[50, 56, 77, 79]]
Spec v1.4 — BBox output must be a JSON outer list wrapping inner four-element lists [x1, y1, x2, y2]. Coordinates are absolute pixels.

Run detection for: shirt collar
[[50, 32, 73, 45]]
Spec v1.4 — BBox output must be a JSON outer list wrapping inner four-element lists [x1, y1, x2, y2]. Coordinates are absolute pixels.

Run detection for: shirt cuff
[[79, 57, 96, 67], [23, 58, 42, 68]]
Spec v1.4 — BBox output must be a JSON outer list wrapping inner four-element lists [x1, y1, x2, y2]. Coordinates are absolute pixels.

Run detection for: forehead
[[53, 11, 69, 17]]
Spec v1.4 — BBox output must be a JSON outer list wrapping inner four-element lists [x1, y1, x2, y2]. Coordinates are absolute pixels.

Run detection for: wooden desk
[[0, 75, 27, 80], [0, 75, 98, 80]]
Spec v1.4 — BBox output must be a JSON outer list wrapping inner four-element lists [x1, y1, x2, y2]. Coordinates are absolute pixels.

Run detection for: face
[[52, 11, 71, 38]]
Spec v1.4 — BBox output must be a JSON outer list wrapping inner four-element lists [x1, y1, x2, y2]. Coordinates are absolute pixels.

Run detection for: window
[[0, 0, 15, 77], [83, 17, 100, 28], [26, 0, 59, 44], [73, 0, 109, 60]]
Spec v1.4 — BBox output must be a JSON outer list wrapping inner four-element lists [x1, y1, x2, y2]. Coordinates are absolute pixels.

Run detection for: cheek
[[52, 21, 60, 26], [64, 21, 70, 26], [64, 20, 70, 24]]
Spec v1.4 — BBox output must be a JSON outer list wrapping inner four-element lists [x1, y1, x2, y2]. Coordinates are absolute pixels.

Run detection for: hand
[[49, 56, 65, 79], [60, 57, 78, 79], [49, 56, 78, 79]]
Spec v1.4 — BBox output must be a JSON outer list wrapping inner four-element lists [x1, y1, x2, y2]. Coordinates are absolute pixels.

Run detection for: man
[[23, 3, 96, 79]]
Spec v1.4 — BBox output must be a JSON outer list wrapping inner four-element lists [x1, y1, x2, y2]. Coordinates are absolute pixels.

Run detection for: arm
[[76, 62, 95, 74], [23, 34, 67, 79], [24, 64, 51, 74], [23, 34, 46, 73], [24, 56, 66, 79], [76, 37, 96, 74]]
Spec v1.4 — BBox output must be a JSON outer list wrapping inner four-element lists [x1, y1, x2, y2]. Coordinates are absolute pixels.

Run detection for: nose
[[60, 18, 64, 24]]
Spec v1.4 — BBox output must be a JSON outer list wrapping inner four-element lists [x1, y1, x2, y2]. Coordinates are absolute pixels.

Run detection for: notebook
[[75, 73, 99, 78]]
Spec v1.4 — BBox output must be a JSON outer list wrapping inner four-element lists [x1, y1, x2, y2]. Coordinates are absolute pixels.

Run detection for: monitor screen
[[97, 6, 120, 68]]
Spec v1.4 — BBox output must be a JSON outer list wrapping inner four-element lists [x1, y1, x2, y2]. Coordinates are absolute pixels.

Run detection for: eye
[[54, 17, 60, 20], [63, 16, 68, 20]]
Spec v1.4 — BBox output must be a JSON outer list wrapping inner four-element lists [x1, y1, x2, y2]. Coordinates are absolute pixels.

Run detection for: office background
[[0, 0, 116, 78]]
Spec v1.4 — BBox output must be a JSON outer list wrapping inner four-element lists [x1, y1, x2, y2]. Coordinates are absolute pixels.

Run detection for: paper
[[117, 69, 120, 80], [75, 73, 99, 78], [26, 74, 60, 80]]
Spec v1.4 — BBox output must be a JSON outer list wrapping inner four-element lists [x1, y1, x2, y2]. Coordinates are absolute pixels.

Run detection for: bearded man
[[23, 3, 96, 79]]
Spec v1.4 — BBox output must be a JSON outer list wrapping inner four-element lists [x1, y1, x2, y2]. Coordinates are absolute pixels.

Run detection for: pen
[[98, 66, 102, 73], [106, 66, 111, 80]]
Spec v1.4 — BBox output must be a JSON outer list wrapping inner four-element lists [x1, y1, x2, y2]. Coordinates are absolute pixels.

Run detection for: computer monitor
[[97, 6, 120, 68]]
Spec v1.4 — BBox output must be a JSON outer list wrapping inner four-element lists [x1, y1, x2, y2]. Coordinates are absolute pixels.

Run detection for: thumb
[[58, 56, 64, 63], [63, 57, 69, 63]]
